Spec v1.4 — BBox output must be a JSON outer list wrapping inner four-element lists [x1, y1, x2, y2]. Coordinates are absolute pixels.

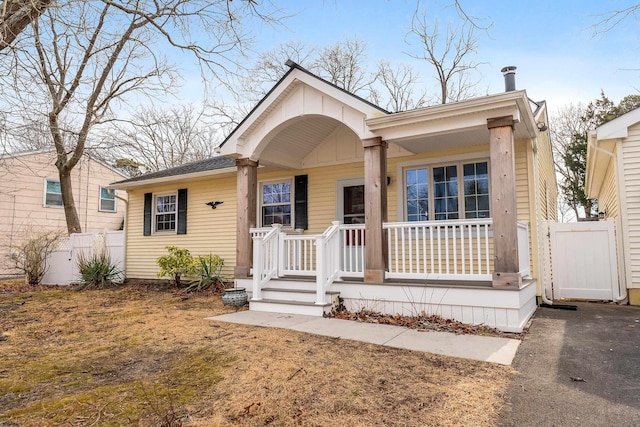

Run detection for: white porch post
[[363, 136, 388, 283], [488, 116, 522, 288], [235, 158, 258, 278]]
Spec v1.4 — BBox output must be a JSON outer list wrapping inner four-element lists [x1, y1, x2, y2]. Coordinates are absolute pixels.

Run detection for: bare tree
[[0, 0, 53, 51], [107, 104, 216, 172], [370, 60, 426, 112], [406, 4, 482, 104], [0, 0, 282, 234], [591, 4, 640, 35], [313, 37, 371, 94]]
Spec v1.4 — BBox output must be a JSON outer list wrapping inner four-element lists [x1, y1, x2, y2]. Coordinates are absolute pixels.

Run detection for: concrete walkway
[[208, 310, 521, 365]]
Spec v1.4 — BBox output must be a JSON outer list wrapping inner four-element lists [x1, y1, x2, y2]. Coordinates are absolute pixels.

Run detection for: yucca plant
[[76, 250, 123, 289], [185, 254, 224, 292]]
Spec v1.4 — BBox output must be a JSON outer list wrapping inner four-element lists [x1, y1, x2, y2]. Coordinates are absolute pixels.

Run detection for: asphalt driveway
[[500, 302, 640, 427]]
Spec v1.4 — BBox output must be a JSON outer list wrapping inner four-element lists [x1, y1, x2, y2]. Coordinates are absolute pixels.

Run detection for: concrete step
[[249, 299, 334, 316], [261, 287, 339, 304]]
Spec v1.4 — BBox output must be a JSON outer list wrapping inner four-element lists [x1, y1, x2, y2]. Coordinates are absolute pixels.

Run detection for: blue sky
[[233, 0, 639, 110]]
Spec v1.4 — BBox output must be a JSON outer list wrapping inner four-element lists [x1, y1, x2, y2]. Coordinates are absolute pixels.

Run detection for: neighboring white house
[[0, 150, 127, 277], [586, 106, 640, 306]]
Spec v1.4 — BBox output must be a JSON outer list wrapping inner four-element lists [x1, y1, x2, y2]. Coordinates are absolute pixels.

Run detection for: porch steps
[[248, 278, 340, 316]]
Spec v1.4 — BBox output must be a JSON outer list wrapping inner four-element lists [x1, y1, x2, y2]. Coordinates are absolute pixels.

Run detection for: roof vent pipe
[[501, 66, 517, 92]]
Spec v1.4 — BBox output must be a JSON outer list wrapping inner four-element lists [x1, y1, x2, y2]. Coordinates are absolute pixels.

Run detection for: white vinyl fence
[[41, 231, 125, 285]]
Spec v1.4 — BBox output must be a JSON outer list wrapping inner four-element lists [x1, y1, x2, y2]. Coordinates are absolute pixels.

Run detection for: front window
[[155, 193, 177, 232], [405, 160, 490, 221], [44, 179, 63, 207], [260, 181, 292, 227], [99, 187, 116, 212]]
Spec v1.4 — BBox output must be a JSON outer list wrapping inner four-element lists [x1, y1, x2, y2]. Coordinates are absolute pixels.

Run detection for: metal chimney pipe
[[501, 66, 517, 92]]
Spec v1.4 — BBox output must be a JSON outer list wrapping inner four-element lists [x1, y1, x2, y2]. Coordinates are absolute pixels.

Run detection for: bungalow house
[[586, 106, 640, 305], [0, 150, 127, 276], [111, 63, 557, 332]]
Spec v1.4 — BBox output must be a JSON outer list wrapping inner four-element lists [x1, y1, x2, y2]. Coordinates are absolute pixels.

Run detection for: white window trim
[[153, 191, 178, 235], [258, 178, 294, 228], [99, 186, 117, 213], [397, 155, 491, 222], [43, 178, 63, 208]]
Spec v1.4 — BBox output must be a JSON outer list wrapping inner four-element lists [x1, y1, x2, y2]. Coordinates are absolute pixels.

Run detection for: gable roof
[[110, 156, 236, 189], [217, 60, 389, 151], [595, 106, 640, 140]]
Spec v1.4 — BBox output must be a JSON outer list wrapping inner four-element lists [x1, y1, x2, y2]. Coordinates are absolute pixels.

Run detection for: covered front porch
[[234, 218, 534, 332], [218, 62, 541, 332]]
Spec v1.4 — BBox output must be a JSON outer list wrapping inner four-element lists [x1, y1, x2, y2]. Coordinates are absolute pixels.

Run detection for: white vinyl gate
[[544, 220, 619, 300]]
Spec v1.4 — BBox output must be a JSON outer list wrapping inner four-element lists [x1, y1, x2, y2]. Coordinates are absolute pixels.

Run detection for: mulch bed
[[329, 309, 524, 339]]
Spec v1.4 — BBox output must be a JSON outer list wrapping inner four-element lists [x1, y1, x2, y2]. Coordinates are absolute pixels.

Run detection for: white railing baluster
[[382, 219, 493, 281]]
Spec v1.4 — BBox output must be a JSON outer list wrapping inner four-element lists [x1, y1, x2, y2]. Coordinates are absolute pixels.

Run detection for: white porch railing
[[517, 221, 531, 277], [384, 219, 493, 280], [250, 218, 531, 302]]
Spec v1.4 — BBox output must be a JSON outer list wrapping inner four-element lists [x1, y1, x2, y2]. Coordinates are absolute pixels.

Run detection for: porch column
[[488, 116, 521, 288], [235, 158, 258, 278], [363, 136, 388, 283]]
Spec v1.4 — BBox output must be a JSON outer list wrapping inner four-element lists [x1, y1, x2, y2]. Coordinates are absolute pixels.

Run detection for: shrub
[[10, 231, 63, 285], [186, 254, 225, 292], [156, 246, 194, 287], [76, 250, 123, 289]]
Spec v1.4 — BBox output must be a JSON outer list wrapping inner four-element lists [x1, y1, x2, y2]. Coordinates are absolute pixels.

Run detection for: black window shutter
[[143, 193, 152, 236], [177, 188, 188, 235], [294, 175, 308, 230]]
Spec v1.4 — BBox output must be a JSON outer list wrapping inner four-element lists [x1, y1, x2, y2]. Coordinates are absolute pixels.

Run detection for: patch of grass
[[0, 281, 513, 426]]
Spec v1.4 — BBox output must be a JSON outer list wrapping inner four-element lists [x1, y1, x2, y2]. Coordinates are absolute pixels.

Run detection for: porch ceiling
[[258, 116, 343, 169]]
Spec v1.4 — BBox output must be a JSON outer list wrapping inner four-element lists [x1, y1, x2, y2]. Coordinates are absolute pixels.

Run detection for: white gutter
[[587, 133, 627, 302]]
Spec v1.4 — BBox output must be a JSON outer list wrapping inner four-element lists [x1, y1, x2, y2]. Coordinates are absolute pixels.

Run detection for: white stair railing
[[315, 221, 341, 305], [384, 219, 493, 280], [251, 224, 281, 300]]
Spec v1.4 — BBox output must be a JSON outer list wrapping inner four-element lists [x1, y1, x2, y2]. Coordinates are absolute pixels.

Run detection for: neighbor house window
[[44, 179, 63, 207], [404, 160, 490, 221], [260, 180, 292, 227], [154, 193, 177, 232], [99, 187, 116, 212]]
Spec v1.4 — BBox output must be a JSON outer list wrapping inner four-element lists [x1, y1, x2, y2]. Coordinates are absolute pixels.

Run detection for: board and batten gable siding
[[621, 122, 640, 289], [124, 175, 237, 280], [0, 152, 126, 276]]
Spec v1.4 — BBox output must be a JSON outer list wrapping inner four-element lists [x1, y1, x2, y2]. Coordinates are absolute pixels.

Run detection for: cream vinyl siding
[[125, 175, 237, 279], [536, 126, 558, 221], [598, 153, 619, 219], [125, 135, 540, 281], [621, 123, 640, 288], [0, 152, 126, 276]]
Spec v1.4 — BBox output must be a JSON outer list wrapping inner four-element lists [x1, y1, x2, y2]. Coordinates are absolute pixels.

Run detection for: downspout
[[531, 136, 553, 305], [587, 133, 627, 302]]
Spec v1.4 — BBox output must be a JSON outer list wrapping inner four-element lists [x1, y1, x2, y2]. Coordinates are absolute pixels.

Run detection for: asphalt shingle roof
[[111, 156, 236, 185]]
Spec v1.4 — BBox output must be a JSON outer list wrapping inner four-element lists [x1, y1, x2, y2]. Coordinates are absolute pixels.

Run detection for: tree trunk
[[0, 0, 53, 51], [58, 169, 82, 234]]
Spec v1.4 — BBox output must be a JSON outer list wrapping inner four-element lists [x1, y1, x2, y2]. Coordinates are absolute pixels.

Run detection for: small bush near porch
[[0, 282, 513, 426]]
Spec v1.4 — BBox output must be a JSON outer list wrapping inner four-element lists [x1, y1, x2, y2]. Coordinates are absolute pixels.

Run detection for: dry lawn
[[0, 282, 514, 426]]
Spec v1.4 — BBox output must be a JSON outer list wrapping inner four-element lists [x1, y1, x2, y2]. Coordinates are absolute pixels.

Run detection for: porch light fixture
[[206, 201, 224, 209]]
